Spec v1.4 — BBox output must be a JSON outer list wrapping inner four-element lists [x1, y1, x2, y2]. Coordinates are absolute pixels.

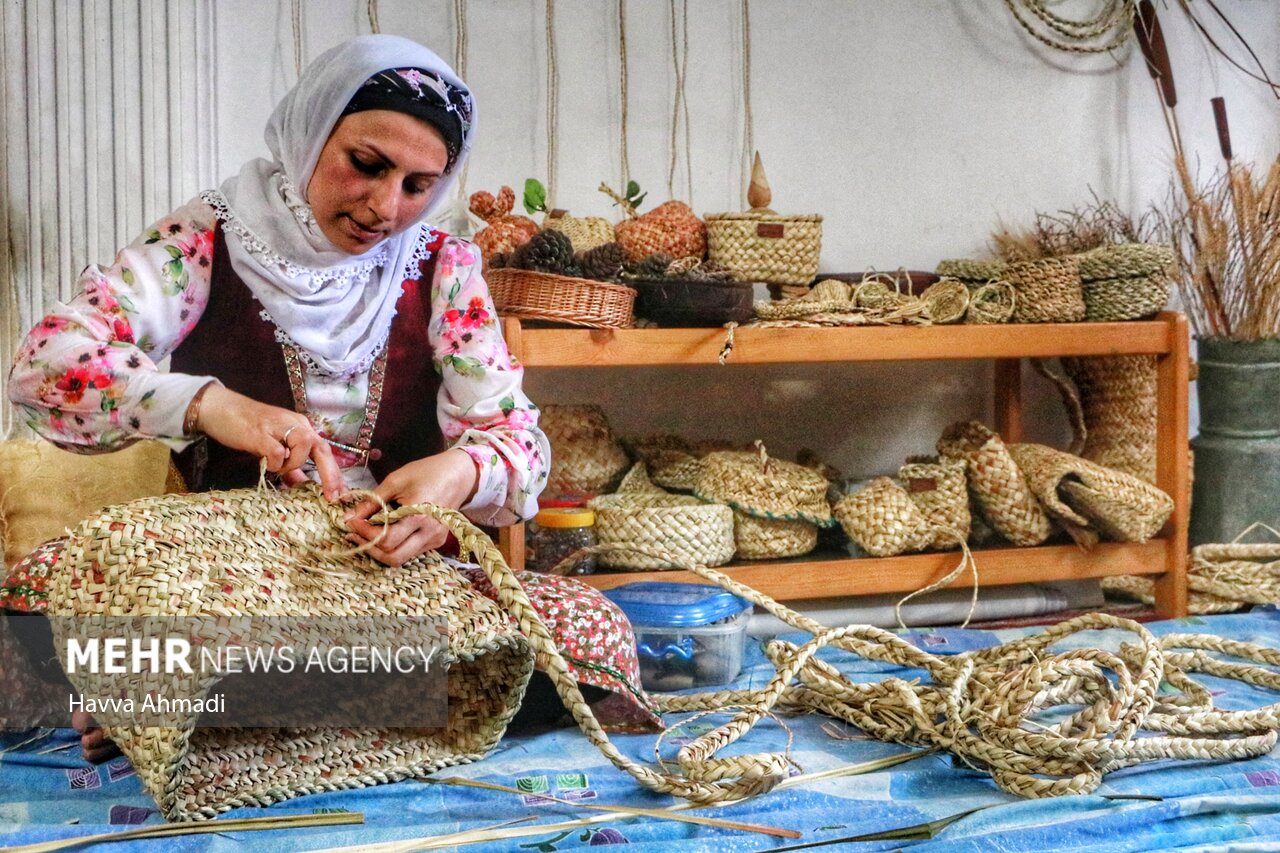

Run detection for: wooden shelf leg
[[498, 523, 526, 572], [1153, 312, 1190, 619], [993, 359, 1024, 442]]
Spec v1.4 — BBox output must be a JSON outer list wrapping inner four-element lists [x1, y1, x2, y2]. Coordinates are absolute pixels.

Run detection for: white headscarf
[[203, 34, 476, 377]]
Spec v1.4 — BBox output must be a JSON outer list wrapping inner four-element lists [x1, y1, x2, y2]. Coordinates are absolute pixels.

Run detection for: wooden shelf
[[577, 540, 1171, 601], [505, 317, 1174, 368], [498, 311, 1191, 618]]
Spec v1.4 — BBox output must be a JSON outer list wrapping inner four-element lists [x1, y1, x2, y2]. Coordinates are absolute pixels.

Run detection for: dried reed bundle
[[990, 193, 1158, 262], [1163, 155, 1280, 339]]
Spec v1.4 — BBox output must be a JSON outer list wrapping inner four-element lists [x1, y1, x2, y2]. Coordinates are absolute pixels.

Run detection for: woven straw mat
[[44, 485, 534, 821], [937, 421, 1052, 546], [1008, 443, 1174, 545], [694, 448, 833, 527], [834, 477, 934, 557]]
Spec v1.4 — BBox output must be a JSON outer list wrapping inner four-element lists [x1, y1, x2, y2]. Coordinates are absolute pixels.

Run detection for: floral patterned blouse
[[7, 197, 549, 526]]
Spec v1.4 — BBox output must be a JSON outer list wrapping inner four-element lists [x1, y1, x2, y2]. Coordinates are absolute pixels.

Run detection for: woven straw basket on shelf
[[705, 154, 822, 286], [938, 421, 1052, 546], [487, 267, 635, 328], [936, 256, 1086, 323], [542, 404, 630, 495], [542, 210, 615, 253], [900, 456, 971, 550], [44, 485, 535, 821], [589, 466, 735, 570], [834, 477, 934, 558], [732, 510, 819, 559], [1061, 355, 1158, 483]]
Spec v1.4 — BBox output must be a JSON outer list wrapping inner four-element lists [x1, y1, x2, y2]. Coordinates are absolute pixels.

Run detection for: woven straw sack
[[694, 445, 833, 527], [542, 404, 631, 495], [732, 509, 818, 559], [833, 477, 934, 557], [1008, 443, 1173, 545], [543, 211, 616, 253], [704, 211, 823, 286], [589, 490, 735, 570], [469, 187, 540, 266], [615, 201, 707, 265], [43, 485, 535, 820], [937, 421, 1052, 546], [1061, 355, 1158, 483], [1002, 257, 1085, 324], [1076, 243, 1175, 282], [899, 457, 971, 550]]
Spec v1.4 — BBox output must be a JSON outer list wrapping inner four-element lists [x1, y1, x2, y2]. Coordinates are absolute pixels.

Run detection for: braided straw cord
[[938, 421, 1052, 546], [57, 487, 1280, 809]]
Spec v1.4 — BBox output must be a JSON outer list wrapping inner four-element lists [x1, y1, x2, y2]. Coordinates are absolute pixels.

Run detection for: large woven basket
[[44, 485, 535, 821], [694, 445, 833, 527], [542, 404, 631, 495], [937, 421, 1052, 546], [704, 211, 823, 286], [487, 267, 635, 328], [589, 490, 735, 570], [1061, 355, 1158, 483]]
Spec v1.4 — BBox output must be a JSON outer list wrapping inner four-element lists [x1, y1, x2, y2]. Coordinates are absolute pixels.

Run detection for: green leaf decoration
[[499, 395, 516, 416], [523, 178, 548, 214], [444, 354, 486, 379], [625, 179, 640, 198], [165, 245, 183, 260]]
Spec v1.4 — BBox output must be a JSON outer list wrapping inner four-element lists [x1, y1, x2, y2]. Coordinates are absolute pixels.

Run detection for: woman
[[5, 34, 659, 761]]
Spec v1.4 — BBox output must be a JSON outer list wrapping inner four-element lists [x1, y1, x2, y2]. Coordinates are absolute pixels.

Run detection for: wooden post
[[993, 359, 1024, 443], [1153, 311, 1190, 618], [499, 317, 527, 571]]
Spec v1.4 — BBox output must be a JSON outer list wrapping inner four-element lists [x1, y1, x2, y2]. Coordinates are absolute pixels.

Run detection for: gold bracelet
[[183, 382, 216, 436]]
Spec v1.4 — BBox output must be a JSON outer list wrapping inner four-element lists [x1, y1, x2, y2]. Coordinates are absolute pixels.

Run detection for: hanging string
[[291, 0, 304, 79], [739, 0, 753, 208], [453, 0, 472, 195], [1001, 0, 1134, 55], [544, 0, 560, 203], [667, 0, 693, 205], [617, 0, 630, 187], [366, 0, 381, 33]]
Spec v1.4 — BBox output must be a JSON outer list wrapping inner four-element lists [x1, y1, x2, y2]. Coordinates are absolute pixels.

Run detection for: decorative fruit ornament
[[469, 186, 540, 267], [524, 178, 615, 253], [600, 180, 706, 265]]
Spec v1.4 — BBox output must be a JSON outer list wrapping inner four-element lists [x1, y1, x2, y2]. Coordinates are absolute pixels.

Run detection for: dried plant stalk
[[991, 193, 1159, 262]]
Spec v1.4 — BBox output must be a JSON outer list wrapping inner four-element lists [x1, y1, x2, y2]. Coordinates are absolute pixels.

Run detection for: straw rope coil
[[920, 279, 970, 324], [487, 267, 636, 328], [47, 488, 1280, 812], [964, 280, 1017, 324], [937, 421, 1052, 546]]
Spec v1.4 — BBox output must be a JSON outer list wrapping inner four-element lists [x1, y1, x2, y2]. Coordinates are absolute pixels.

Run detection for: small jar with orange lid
[[527, 507, 597, 575]]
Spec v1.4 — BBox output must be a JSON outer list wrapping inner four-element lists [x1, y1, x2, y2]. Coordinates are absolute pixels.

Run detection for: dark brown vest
[[172, 222, 446, 490]]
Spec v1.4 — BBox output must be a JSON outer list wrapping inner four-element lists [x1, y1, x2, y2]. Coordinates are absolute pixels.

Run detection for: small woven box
[[1002, 256, 1085, 324], [694, 445, 834, 528], [732, 510, 819, 559]]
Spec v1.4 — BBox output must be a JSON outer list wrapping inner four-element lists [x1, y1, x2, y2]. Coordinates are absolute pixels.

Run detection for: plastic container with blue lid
[[606, 583, 752, 691]]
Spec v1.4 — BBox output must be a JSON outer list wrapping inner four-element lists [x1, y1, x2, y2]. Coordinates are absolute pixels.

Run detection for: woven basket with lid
[[705, 154, 822, 286], [693, 443, 834, 528]]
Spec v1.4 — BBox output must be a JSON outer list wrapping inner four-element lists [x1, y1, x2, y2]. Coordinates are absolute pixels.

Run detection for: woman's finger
[[367, 524, 442, 567], [279, 427, 311, 475], [307, 438, 345, 500]]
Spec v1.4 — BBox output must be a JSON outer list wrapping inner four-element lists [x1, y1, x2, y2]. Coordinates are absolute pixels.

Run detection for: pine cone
[[626, 252, 674, 280], [576, 241, 626, 282], [488, 252, 511, 269], [512, 229, 575, 275]]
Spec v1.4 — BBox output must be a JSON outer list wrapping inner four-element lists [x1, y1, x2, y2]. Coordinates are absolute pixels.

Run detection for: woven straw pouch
[[899, 457, 971, 550], [44, 485, 535, 820], [542, 211, 615, 253], [833, 477, 934, 557], [694, 446, 834, 527], [1061, 355, 1158, 483], [732, 509, 819, 559], [937, 421, 1052, 546], [542, 404, 631, 495], [1007, 443, 1171, 544], [1002, 257, 1085, 324]]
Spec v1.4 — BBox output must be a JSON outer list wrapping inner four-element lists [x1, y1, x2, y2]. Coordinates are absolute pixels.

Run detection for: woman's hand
[[344, 449, 480, 566], [194, 385, 345, 499]]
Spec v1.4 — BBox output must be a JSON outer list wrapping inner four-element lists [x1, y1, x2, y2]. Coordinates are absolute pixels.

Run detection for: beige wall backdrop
[[6, 1, 1279, 479]]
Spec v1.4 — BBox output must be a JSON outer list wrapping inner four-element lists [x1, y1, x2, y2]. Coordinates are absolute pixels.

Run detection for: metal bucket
[[1190, 337, 1280, 546]]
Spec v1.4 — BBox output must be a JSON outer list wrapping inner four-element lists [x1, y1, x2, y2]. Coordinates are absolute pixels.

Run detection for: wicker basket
[[899, 457, 971, 550], [1081, 274, 1169, 322], [1061, 355, 1158, 483], [732, 509, 819, 559], [542, 404, 631, 495], [1002, 257, 1085, 324], [1008, 443, 1173, 544], [834, 477, 934, 557], [487, 268, 635, 328], [937, 421, 1052, 546], [1076, 243, 1176, 282], [705, 211, 823, 286]]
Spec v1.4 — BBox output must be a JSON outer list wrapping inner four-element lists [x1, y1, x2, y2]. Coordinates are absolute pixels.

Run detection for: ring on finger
[[281, 425, 298, 446]]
